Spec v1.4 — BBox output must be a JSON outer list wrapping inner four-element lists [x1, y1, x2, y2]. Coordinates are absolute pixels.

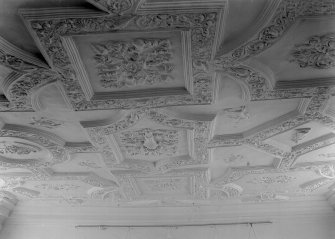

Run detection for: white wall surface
[[1, 198, 335, 239], [1, 216, 335, 239]]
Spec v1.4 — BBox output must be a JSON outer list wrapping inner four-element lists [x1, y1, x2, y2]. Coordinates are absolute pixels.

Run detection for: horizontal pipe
[[75, 221, 272, 229]]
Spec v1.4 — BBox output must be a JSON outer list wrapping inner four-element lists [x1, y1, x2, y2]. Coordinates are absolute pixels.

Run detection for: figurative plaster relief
[[291, 127, 311, 143], [221, 106, 250, 124], [118, 128, 179, 158], [29, 117, 63, 129]]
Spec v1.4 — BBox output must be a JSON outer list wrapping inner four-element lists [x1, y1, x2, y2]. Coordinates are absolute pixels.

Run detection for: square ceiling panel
[[62, 30, 192, 100], [115, 127, 189, 161], [210, 145, 276, 180], [113, 168, 208, 201], [253, 17, 335, 86]]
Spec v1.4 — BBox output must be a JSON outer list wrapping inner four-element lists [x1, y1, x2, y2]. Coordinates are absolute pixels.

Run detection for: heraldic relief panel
[[2, 0, 335, 211]]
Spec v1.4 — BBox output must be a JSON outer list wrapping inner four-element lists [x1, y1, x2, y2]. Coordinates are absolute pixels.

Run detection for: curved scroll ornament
[[215, 0, 301, 66], [290, 33, 335, 69], [215, 0, 335, 66], [0, 129, 67, 168], [6, 70, 61, 110], [314, 164, 335, 179]]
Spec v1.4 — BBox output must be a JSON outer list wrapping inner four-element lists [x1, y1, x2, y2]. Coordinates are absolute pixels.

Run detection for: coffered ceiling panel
[[252, 17, 335, 86], [1, 0, 335, 224]]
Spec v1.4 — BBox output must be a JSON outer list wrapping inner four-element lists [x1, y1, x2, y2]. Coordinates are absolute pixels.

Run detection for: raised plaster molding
[[0, 36, 48, 72], [12, 187, 40, 198], [64, 142, 97, 153], [209, 88, 334, 170], [218, 65, 331, 102], [5, 69, 62, 111], [215, 0, 335, 66], [290, 33, 335, 69], [20, 6, 225, 110], [0, 36, 53, 112], [29, 116, 64, 129], [209, 183, 243, 200], [219, 0, 280, 56], [135, 0, 226, 13], [111, 168, 209, 201], [0, 125, 67, 169], [213, 0, 335, 105], [247, 175, 296, 184], [209, 107, 302, 148], [61, 30, 193, 101], [87, 0, 137, 15], [84, 109, 210, 171]]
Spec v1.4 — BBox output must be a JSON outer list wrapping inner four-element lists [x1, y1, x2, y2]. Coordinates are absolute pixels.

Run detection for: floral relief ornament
[[119, 128, 179, 158], [290, 33, 335, 69], [27, 11, 218, 110], [0, 141, 40, 155], [92, 38, 175, 89]]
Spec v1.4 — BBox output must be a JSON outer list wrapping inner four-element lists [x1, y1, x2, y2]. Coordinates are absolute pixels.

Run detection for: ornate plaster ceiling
[[0, 0, 335, 223]]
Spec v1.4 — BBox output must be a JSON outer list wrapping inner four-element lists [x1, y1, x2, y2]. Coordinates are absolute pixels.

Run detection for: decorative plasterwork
[[0, 36, 51, 111], [209, 88, 335, 171], [118, 128, 179, 158], [92, 38, 175, 89], [20, 5, 225, 109], [215, 0, 335, 66], [87, 0, 137, 15], [112, 168, 209, 201], [29, 117, 64, 129], [83, 109, 211, 173], [0, 125, 67, 168], [247, 175, 296, 184], [290, 33, 335, 69], [213, 0, 335, 105], [209, 183, 243, 200]]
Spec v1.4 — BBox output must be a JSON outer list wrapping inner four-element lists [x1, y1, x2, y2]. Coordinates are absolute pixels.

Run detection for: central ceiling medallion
[[91, 38, 175, 89], [118, 128, 180, 159]]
